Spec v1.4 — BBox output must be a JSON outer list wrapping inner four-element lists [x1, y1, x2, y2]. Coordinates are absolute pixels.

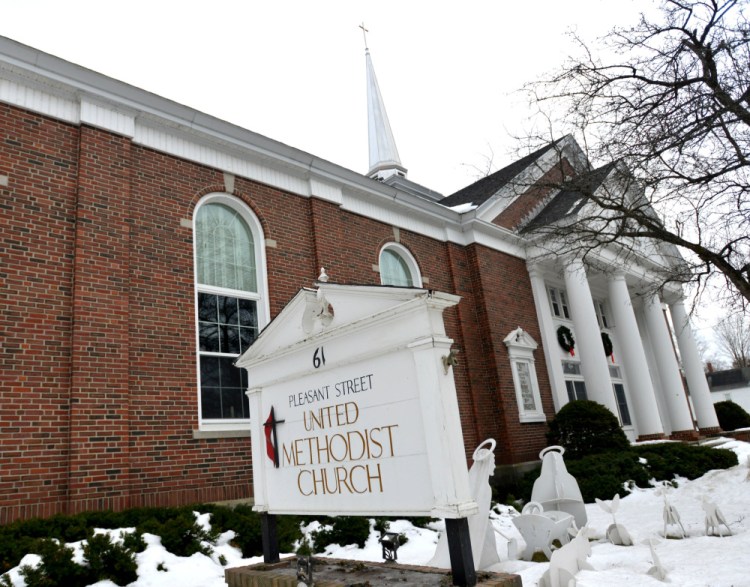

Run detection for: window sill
[[519, 413, 547, 424], [192, 429, 251, 440]]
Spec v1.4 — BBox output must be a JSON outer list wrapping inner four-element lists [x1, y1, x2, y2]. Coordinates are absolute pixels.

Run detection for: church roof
[[521, 162, 617, 231], [439, 141, 561, 208]]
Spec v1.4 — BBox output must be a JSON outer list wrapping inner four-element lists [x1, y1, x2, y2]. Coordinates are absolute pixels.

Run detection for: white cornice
[[0, 36, 534, 264]]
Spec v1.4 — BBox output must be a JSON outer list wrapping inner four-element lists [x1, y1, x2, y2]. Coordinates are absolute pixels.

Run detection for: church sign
[[236, 282, 477, 519]]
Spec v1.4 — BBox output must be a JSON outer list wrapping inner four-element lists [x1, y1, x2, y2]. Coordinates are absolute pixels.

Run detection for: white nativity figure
[[644, 538, 667, 581], [531, 446, 587, 528], [657, 484, 685, 539], [512, 501, 574, 561], [538, 527, 594, 587], [595, 494, 632, 546], [701, 496, 732, 537], [427, 439, 502, 571]]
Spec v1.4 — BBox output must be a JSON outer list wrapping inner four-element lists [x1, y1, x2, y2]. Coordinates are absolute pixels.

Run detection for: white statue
[[427, 439, 501, 570], [595, 494, 632, 546], [657, 484, 685, 539], [644, 538, 667, 581], [538, 527, 594, 587], [702, 496, 732, 537], [531, 446, 587, 528], [512, 501, 574, 561]]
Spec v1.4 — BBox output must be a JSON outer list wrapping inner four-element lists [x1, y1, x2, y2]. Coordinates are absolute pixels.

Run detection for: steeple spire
[[362, 24, 407, 181]]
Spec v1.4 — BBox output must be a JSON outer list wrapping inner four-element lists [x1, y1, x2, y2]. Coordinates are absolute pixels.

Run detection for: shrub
[[82, 533, 138, 586], [310, 517, 371, 553], [138, 512, 212, 557], [634, 442, 738, 480], [546, 400, 630, 459], [714, 400, 750, 431]]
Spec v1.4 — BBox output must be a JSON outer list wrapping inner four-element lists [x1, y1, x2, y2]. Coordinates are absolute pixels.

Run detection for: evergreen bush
[[714, 400, 750, 431], [310, 516, 371, 553], [633, 442, 738, 479], [546, 400, 630, 459]]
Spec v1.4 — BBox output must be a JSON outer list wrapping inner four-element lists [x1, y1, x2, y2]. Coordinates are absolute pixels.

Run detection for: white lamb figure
[[538, 527, 593, 587], [595, 494, 632, 546], [644, 538, 667, 581], [661, 490, 686, 539], [701, 496, 732, 537]]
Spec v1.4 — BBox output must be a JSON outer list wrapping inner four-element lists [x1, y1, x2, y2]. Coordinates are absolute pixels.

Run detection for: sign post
[[237, 283, 478, 584]]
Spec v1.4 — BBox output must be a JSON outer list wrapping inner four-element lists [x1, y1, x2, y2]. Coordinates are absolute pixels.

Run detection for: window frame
[[504, 328, 546, 423], [594, 299, 612, 329], [562, 360, 588, 402], [547, 286, 571, 320], [378, 243, 422, 287], [193, 193, 270, 432]]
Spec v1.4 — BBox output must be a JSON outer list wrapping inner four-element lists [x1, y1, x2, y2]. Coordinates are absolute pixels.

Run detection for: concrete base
[[224, 556, 522, 587]]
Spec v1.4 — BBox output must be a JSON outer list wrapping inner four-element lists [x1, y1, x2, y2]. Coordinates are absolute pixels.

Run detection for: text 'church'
[[0, 36, 720, 522]]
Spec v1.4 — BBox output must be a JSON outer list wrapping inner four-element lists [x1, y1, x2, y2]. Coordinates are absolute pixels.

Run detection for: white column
[[669, 300, 720, 430], [528, 264, 567, 411], [563, 260, 619, 415], [607, 275, 664, 437], [642, 295, 695, 433]]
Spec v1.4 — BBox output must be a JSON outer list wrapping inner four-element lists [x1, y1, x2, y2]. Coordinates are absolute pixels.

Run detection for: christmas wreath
[[557, 325, 575, 356], [601, 332, 614, 363]]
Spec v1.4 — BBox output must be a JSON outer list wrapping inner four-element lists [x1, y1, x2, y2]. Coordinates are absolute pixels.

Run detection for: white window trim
[[547, 286, 571, 320], [193, 193, 270, 433], [504, 327, 546, 423], [378, 242, 422, 287]]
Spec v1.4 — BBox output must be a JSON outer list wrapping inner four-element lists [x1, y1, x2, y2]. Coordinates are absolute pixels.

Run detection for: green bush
[[310, 516, 371, 553], [634, 442, 738, 480], [138, 512, 212, 557], [516, 440, 739, 503], [546, 400, 630, 459], [714, 400, 750, 431], [82, 533, 138, 586]]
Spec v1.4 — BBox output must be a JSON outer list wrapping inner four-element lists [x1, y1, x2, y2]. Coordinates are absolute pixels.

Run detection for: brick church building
[[0, 36, 720, 523]]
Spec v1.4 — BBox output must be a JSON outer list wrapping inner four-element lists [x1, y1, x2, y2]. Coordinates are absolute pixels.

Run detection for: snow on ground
[[2, 439, 750, 587]]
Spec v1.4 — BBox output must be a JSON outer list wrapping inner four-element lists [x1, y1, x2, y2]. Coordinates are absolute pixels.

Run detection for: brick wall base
[[636, 433, 667, 442], [669, 429, 700, 441], [0, 483, 250, 525], [698, 426, 723, 437]]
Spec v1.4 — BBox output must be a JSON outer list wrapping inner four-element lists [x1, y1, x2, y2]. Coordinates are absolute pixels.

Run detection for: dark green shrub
[[714, 400, 750, 431], [634, 442, 738, 480], [138, 512, 212, 557], [310, 516, 371, 553], [564, 451, 650, 502], [546, 400, 630, 459], [82, 533, 138, 586], [20, 538, 88, 587]]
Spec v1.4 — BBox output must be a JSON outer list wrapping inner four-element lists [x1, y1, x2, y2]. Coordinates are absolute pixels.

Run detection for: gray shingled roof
[[522, 162, 617, 232], [439, 140, 560, 208]]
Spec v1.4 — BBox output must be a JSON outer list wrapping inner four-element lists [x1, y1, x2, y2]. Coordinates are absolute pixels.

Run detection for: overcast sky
[[1, 0, 656, 196], [2, 0, 729, 350]]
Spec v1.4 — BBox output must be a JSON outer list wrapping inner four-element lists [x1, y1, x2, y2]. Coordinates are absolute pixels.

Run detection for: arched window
[[379, 243, 421, 287], [194, 194, 268, 427]]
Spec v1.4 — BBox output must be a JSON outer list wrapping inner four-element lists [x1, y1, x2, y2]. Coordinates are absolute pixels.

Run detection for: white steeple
[[362, 24, 407, 181]]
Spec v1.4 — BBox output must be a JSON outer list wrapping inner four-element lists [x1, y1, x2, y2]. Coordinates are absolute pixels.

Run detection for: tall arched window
[[194, 194, 268, 427], [379, 243, 421, 287]]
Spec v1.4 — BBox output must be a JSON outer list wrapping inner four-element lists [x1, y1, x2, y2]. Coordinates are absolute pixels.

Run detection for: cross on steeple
[[359, 22, 369, 51], [263, 406, 285, 468]]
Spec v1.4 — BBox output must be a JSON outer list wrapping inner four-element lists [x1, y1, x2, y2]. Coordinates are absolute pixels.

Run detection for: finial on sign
[[359, 22, 369, 51], [317, 267, 329, 283]]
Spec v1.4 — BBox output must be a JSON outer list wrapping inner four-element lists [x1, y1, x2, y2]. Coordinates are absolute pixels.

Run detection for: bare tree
[[716, 313, 750, 367], [520, 0, 750, 308]]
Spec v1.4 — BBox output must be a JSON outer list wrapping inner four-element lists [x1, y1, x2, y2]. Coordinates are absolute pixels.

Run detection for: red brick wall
[[0, 102, 552, 521], [0, 104, 79, 522]]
